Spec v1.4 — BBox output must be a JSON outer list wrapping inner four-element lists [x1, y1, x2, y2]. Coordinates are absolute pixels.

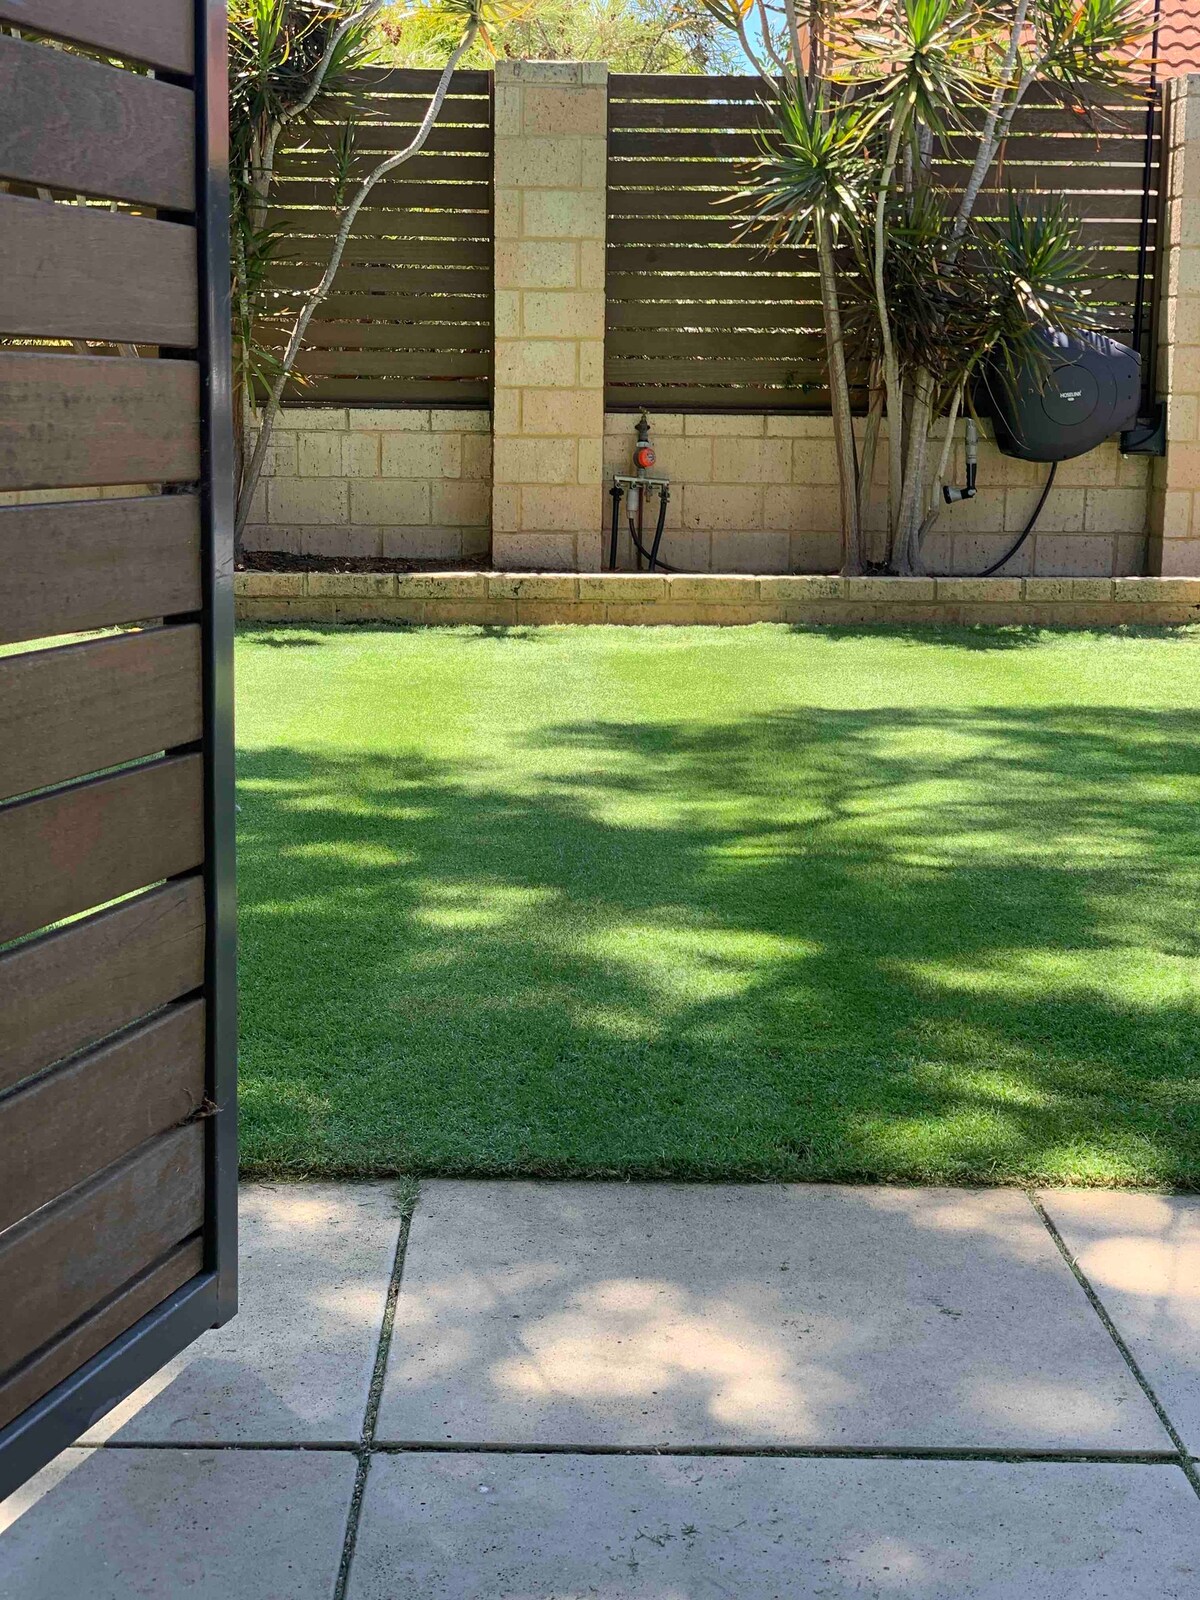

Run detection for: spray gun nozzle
[[943, 416, 979, 504]]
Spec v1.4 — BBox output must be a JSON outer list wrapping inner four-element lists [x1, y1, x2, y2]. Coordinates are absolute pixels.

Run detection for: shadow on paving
[[236, 703, 1200, 1185]]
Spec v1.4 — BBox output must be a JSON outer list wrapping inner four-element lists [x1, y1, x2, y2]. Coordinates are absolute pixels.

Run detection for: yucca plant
[[701, 0, 1153, 573], [232, 0, 526, 547]]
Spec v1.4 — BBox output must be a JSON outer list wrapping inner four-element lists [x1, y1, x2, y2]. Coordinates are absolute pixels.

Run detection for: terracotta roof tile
[[1158, 0, 1200, 74]]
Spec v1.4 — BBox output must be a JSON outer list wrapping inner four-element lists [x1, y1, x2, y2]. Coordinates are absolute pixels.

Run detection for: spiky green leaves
[[736, 87, 877, 248], [835, 0, 993, 137]]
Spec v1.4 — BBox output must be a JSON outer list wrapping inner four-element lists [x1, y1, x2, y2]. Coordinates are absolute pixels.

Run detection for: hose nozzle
[[943, 416, 978, 504]]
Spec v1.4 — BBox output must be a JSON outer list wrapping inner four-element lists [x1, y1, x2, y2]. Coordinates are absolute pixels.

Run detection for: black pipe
[[608, 483, 622, 570], [648, 488, 669, 569], [1131, 0, 1164, 364], [626, 492, 678, 573]]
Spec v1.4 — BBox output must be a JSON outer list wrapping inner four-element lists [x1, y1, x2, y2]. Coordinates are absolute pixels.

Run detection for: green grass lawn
[[237, 622, 1200, 1187]]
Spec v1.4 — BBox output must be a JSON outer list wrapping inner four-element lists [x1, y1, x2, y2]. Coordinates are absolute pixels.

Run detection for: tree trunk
[[816, 216, 862, 573], [874, 102, 912, 550]]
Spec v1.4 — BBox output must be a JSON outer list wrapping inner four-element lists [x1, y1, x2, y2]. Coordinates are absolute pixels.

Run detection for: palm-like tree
[[704, 0, 1153, 572]]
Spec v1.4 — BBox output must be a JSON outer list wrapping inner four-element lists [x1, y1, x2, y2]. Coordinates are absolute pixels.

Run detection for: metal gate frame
[[0, 0, 237, 1500]]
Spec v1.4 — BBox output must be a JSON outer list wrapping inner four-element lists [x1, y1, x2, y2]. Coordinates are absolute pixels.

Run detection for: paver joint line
[[91, 1439, 1187, 1464], [1029, 1191, 1200, 1502], [333, 1180, 421, 1600]]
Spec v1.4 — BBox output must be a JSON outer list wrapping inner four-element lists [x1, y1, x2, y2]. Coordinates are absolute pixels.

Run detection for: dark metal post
[[197, 0, 239, 1327]]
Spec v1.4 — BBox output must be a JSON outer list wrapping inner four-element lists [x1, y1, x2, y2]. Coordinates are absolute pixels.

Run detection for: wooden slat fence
[[264, 67, 493, 407], [0, 0, 236, 1493], [606, 73, 1162, 412]]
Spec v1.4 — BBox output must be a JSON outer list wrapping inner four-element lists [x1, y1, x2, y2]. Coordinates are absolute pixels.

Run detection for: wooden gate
[[0, 0, 236, 1497]]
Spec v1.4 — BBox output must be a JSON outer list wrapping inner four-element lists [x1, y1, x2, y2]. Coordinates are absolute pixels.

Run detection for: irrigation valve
[[608, 412, 672, 571]]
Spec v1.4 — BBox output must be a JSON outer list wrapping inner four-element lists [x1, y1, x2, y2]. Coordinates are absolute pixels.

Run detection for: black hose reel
[[942, 329, 1163, 575], [608, 413, 672, 571]]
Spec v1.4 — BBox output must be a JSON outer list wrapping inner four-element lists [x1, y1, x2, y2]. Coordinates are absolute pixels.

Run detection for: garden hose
[[977, 461, 1057, 577], [626, 488, 673, 572]]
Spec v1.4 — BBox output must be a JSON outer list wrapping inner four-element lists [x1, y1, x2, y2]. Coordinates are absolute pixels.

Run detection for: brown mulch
[[238, 550, 494, 574]]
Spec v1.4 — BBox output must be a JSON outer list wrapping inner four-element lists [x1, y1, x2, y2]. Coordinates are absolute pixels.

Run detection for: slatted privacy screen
[[606, 74, 1162, 413], [0, 1, 236, 1498], [264, 67, 493, 406]]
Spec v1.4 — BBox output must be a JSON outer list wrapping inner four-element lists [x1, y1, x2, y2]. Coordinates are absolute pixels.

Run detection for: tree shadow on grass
[[236, 703, 1200, 1187], [789, 622, 1200, 650]]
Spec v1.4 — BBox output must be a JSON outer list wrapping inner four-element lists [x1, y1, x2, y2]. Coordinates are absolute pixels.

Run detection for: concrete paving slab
[[82, 1182, 400, 1444], [1041, 1190, 1200, 1454], [377, 1181, 1169, 1449], [347, 1451, 1200, 1599], [0, 1447, 355, 1599]]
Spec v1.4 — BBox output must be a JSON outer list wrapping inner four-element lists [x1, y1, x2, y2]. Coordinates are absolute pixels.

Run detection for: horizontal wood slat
[[607, 271, 818, 301], [263, 67, 493, 404], [0, 1238, 203, 1431], [610, 240, 1146, 273], [277, 323, 491, 353], [269, 264, 488, 293], [608, 203, 1153, 238], [279, 124, 490, 158], [608, 300, 824, 332], [0, 35, 194, 209], [0, 0, 195, 74], [608, 154, 1159, 184], [607, 386, 859, 412], [0, 195, 198, 346], [285, 349, 490, 378], [272, 179, 490, 211], [273, 152, 490, 185], [309, 293, 490, 322], [606, 72, 1160, 411], [283, 237, 491, 268], [608, 73, 786, 100], [0, 495, 201, 647], [0, 1122, 205, 1375], [607, 329, 825, 358], [608, 356, 827, 385], [0, 626, 202, 803], [269, 207, 489, 240], [342, 67, 491, 94], [0, 353, 201, 492], [609, 74, 1149, 111], [0, 877, 205, 1095], [0, 1000, 205, 1234], [283, 380, 491, 404], [611, 131, 1158, 157], [0, 753, 204, 946]]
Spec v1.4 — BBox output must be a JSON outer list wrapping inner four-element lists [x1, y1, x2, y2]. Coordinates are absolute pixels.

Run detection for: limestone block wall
[[601, 413, 842, 573], [240, 400, 1148, 578], [601, 412, 1148, 577], [918, 428, 1149, 578], [1151, 73, 1200, 576], [491, 60, 608, 571], [241, 407, 491, 561]]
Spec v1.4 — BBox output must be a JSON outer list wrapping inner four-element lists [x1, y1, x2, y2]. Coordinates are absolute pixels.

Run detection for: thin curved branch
[[236, 17, 478, 540]]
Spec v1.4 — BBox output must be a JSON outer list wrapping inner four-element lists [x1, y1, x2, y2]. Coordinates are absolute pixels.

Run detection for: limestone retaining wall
[[236, 570, 1199, 627]]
